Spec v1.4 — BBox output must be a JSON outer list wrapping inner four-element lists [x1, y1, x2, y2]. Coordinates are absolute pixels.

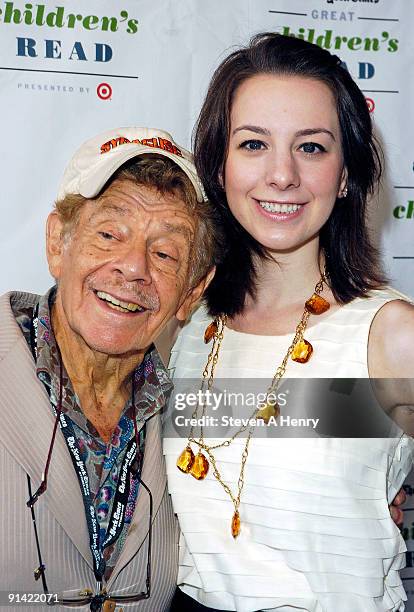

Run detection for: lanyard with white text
[[58, 413, 138, 580], [30, 305, 141, 582]]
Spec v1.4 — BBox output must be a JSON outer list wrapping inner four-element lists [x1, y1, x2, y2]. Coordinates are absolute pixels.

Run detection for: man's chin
[[80, 333, 148, 358]]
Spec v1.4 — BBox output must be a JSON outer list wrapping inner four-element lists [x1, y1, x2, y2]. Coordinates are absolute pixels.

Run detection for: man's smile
[[95, 290, 147, 313]]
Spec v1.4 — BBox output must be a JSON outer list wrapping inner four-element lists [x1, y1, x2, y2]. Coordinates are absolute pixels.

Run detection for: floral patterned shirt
[[14, 287, 172, 581]]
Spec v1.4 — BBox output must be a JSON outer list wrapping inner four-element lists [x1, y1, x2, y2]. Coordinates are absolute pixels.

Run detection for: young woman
[[164, 33, 414, 611]]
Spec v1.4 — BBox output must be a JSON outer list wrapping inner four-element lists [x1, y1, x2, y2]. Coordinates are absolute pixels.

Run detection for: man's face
[[47, 179, 203, 356]]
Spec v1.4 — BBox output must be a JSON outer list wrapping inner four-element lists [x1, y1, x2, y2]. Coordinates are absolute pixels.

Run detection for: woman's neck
[[228, 242, 335, 335]]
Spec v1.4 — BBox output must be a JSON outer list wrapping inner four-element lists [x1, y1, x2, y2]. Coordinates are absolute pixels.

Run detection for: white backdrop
[[1, 0, 413, 605]]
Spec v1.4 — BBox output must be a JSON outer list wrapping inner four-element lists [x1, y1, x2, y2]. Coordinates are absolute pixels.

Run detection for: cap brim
[[78, 144, 205, 202]]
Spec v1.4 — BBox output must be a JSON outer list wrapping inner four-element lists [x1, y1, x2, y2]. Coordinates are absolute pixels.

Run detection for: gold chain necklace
[[177, 274, 330, 538]]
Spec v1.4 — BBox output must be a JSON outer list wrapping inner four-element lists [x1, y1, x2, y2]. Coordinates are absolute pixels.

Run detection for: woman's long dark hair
[[194, 33, 385, 317]]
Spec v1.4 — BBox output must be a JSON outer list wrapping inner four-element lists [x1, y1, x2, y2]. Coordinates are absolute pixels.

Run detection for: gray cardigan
[[0, 291, 179, 610]]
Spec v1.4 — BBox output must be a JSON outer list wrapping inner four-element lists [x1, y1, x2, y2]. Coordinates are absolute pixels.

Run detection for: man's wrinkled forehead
[[88, 192, 196, 242]]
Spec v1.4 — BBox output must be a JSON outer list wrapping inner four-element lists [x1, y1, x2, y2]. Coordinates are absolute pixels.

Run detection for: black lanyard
[[59, 412, 138, 580], [30, 304, 141, 583]]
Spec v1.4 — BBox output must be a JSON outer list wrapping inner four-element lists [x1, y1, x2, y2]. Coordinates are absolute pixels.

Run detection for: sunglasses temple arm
[[26, 475, 49, 594], [27, 354, 64, 508]]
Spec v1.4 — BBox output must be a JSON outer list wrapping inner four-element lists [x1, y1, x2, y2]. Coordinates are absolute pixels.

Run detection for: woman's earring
[[340, 186, 348, 198], [218, 171, 224, 189]]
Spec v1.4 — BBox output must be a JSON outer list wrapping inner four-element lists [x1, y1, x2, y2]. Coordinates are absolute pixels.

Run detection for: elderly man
[[0, 127, 222, 610]]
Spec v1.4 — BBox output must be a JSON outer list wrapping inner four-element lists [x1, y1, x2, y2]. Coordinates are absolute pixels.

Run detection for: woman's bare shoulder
[[369, 298, 414, 377]]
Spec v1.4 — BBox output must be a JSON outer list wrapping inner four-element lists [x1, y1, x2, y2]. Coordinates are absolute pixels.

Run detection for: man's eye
[[156, 251, 175, 261], [239, 139, 266, 151], [299, 142, 326, 154], [98, 231, 115, 240]]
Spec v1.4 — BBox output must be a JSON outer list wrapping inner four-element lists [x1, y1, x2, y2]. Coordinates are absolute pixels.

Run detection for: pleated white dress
[[163, 288, 414, 611]]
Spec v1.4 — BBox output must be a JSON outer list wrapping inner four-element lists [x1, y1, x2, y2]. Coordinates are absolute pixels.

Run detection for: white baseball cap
[[57, 127, 206, 203]]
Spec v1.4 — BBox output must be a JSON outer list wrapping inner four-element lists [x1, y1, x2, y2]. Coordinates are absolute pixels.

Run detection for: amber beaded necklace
[[177, 274, 330, 538]]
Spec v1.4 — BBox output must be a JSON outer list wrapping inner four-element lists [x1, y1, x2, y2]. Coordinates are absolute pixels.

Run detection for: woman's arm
[[369, 300, 414, 525], [369, 300, 414, 432]]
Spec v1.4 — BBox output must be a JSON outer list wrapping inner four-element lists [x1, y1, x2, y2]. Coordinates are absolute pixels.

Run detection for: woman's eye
[[300, 142, 326, 154], [240, 139, 266, 151]]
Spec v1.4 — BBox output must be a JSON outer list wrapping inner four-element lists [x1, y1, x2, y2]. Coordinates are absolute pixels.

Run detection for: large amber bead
[[231, 511, 241, 538], [305, 293, 330, 315], [177, 446, 195, 473], [204, 320, 218, 344], [291, 339, 313, 363], [190, 452, 209, 480], [256, 402, 280, 423]]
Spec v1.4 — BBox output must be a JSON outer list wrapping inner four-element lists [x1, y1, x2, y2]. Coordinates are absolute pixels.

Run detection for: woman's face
[[224, 74, 346, 252]]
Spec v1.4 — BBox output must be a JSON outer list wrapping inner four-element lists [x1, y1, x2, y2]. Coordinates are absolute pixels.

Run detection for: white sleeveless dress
[[163, 288, 414, 611]]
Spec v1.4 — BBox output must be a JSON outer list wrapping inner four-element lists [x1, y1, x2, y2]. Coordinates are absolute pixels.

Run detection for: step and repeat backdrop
[[0, 0, 413, 605]]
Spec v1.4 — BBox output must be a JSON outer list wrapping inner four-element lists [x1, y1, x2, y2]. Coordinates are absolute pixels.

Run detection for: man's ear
[[175, 267, 216, 322], [46, 211, 65, 280]]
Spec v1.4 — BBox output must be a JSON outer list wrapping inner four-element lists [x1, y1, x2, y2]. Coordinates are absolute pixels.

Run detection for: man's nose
[[113, 243, 151, 285]]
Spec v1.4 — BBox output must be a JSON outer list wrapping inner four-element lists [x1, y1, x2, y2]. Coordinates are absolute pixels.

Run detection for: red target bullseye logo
[[366, 97, 375, 113], [97, 82, 112, 100]]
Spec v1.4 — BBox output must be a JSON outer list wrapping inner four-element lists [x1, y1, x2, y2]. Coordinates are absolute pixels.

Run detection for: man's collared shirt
[[14, 287, 173, 580]]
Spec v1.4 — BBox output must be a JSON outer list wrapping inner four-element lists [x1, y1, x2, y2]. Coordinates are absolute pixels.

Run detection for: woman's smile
[[255, 199, 306, 221]]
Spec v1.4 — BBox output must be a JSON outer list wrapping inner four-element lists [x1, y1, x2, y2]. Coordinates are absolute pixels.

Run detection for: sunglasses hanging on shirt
[[26, 304, 153, 610]]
